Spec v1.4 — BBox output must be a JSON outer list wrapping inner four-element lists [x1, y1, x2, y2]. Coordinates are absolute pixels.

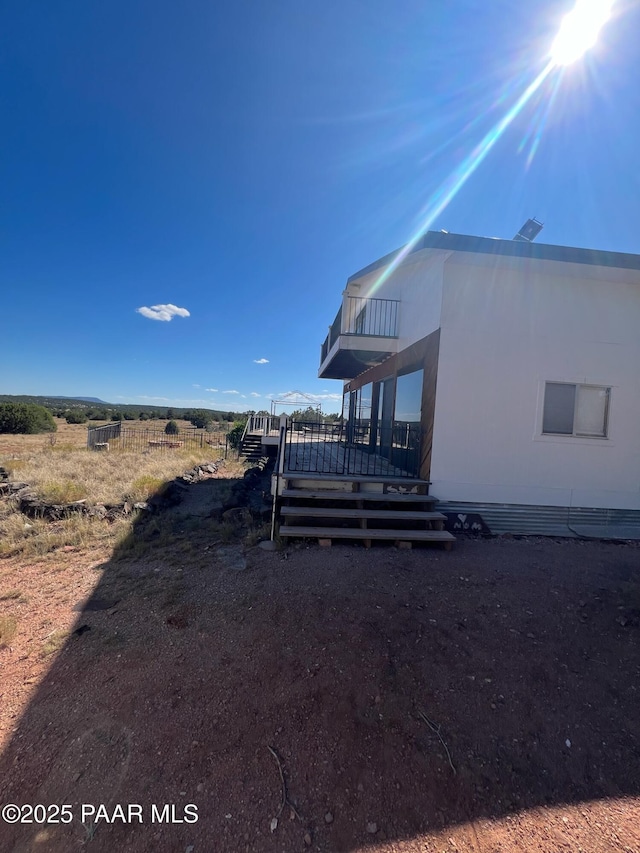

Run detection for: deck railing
[[283, 420, 421, 478], [246, 414, 280, 436]]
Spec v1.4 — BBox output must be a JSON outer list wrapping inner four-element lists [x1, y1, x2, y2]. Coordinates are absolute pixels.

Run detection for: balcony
[[319, 295, 400, 380]]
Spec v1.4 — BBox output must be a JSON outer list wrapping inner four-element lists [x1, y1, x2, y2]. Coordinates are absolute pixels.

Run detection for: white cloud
[[223, 390, 240, 394], [250, 392, 261, 397], [136, 303, 190, 322], [205, 388, 218, 392], [253, 358, 269, 364], [192, 384, 201, 388]]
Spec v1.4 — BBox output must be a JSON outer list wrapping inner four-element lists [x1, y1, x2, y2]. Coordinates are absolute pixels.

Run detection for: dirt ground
[[1, 509, 639, 852]]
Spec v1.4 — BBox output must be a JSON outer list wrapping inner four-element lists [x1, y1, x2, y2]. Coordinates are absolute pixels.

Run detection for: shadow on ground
[[1, 490, 639, 852]]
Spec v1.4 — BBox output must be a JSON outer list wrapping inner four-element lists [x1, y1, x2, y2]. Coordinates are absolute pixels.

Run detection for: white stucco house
[[318, 231, 640, 536]]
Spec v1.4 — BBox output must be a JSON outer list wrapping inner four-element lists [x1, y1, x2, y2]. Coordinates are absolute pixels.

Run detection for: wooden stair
[[277, 474, 455, 549], [239, 433, 263, 462]]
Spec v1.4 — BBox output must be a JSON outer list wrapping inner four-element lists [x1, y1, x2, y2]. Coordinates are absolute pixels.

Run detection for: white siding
[[351, 249, 447, 350], [429, 255, 640, 509]]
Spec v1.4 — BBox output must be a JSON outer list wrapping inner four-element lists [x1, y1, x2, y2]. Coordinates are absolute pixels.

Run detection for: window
[[542, 382, 610, 438], [394, 369, 424, 424]]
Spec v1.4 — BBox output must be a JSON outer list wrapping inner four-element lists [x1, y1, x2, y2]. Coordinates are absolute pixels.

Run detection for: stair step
[[281, 506, 446, 521], [281, 489, 438, 505], [279, 525, 455, 542]]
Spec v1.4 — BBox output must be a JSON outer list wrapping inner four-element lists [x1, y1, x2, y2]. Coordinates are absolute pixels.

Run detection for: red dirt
[[1, 533, 639, 852]]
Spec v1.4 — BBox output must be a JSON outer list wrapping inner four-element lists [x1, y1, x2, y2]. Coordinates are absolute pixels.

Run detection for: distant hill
[[0, 393, 240, 422], [51, 396, 106, 404]]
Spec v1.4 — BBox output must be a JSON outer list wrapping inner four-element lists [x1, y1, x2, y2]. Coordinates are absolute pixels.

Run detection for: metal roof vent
[[513, 218, 544, 242]]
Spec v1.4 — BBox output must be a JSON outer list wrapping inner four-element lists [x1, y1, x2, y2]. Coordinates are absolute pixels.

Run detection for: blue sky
[[2, 1, 638, 413]]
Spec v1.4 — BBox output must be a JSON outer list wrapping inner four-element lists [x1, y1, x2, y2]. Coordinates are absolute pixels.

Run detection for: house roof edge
[[346, 231, 640, 283]]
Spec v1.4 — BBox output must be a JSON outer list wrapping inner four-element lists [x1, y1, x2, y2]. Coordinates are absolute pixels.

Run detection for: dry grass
[[0, 589, 27, 602], [0, 419, 90, 456], [0, 418, 230, 457], [0, 615, 18, 648], [2, 445, 237, 505], [0, 420, 246, 558], [0, 509, 132, 559], [40, 629, 69, 658]]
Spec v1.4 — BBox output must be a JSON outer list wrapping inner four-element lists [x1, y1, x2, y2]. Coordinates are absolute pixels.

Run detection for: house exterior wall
[[349, 248, 448, 350], [429, 254, 640, 509]]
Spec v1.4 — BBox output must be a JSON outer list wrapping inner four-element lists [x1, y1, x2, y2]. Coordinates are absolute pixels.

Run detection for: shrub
[[165, 420, 179, 435], [65, 410, 88, 425], [227, 420, 247, 450], [0, 403, 57, 434], [188, 410, 213, 430]]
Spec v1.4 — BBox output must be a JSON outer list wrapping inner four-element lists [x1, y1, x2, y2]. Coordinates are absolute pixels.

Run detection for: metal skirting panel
[[438, 501, 640, 540]]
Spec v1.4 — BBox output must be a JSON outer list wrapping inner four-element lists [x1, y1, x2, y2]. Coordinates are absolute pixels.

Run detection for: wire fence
[[87, 423, 229, 453]]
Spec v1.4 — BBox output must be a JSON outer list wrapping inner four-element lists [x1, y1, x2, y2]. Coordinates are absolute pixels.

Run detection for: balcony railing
[[320, 296, 399, 364], [343, 296, 399, 337]]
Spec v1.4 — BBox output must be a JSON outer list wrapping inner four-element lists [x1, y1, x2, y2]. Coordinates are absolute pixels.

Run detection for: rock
[[133, 502, 150, 512], [216, 546, 247, 572], [222, 507, 252, 527], [258, 540, 278, 551], [324, 812, 333, 824], [304, 832, 312, 846], [270, 817, 278, 832], [366, 822, 378, 835], [208, 503, 224, 521], [153, 482, 185, 507], [244, 466, 262, 479]]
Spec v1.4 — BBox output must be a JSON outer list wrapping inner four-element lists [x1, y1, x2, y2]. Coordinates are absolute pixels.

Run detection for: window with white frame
[[542, 382, 610, 438]]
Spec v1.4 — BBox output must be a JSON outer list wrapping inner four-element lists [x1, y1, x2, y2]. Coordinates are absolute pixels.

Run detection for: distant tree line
[[48, 405, 239, 424], [0, 394, 245, 434]]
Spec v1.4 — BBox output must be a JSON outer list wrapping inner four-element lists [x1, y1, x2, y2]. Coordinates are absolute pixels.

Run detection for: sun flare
[[551, 0, 614, 66]]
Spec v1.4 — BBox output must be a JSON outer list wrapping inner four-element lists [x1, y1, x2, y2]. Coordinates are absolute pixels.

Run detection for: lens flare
[[367, 2, 617, 295], [370, 62, 555, 294], [551, 0, 614, 66]]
